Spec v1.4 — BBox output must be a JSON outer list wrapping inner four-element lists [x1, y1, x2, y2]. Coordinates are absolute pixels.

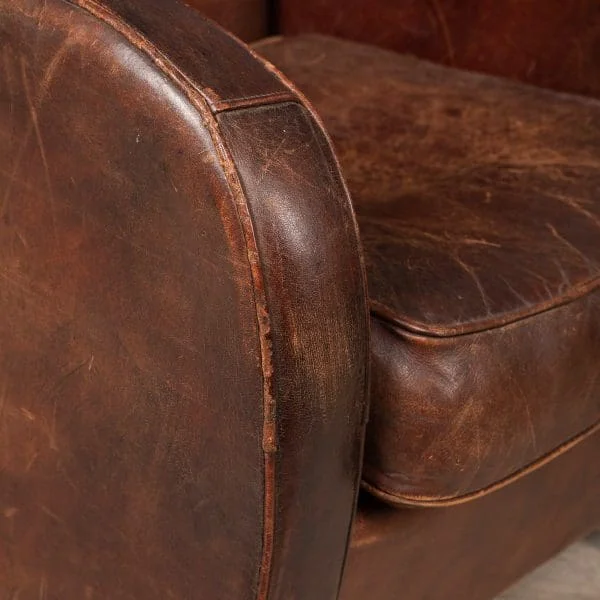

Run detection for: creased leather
[[256, 34, 600, 504], [342, 429, 600, 600]]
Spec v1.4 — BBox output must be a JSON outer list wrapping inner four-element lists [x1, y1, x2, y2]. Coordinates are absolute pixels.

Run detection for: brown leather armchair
[[1, 1, 599, 599]]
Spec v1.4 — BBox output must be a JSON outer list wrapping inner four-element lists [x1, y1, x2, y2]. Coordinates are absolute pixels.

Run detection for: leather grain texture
[[341, 428, 600, 600], [0, 4, 369, 598], [256, 35, 600, 505], [278, 0, 600, 99]]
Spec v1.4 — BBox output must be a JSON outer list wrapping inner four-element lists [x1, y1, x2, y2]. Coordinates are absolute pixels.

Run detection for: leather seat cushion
[[255, 34, 600, 506]]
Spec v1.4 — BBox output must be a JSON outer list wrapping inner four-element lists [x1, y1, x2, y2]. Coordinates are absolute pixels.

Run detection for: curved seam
[[212, 91, 298, 112], [250, 35, 285, 50], [64, 1, 279, 597], [69, 0, 290, 116], [361, 416, 600, 508], [370, 274, 600, 338]]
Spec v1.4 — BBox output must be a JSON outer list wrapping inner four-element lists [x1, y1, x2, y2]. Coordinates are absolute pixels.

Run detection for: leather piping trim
[[65, 1, 281, 597], [370, 273, 600, 338], [361, 416, 600, 508], [251, 37, 600, 341]]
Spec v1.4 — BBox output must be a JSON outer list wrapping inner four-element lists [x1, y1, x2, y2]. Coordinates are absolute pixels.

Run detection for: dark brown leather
[[341, 428, 600, 600], [185, 0, 267, 41], [217, 103, 370, 599], [278, 0, 600, 99], [256, 35, 600, 505], [0, 4, 369, 599]]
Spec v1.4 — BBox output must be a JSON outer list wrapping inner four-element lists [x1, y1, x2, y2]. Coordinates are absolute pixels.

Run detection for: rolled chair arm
[[0, 1, 369, 598]]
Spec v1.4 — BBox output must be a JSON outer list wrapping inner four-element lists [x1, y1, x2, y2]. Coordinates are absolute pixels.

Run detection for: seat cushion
[[255, 34, 600, 506]]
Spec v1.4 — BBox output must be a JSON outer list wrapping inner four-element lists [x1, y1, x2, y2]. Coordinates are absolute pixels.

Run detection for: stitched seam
[[214, 124, 277, 600], [362, 416, 600, 508], [64, 1, 279, 597], [67, 0, 290, 116], [371, 274, 600, 338], [213, 91, 299, 113]]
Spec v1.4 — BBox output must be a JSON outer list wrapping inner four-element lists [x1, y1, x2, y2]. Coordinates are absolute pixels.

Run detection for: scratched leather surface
[[341, 429, 600, 600], [279, 0, 600, 99], [76, 0, 288, 110], [0, 3, 368, 598], [256, 35, 600, 504]]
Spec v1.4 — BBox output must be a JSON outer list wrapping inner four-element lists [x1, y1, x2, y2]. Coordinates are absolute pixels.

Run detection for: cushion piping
[[370, 274, 600, 338], [362, 417, 600, 508]]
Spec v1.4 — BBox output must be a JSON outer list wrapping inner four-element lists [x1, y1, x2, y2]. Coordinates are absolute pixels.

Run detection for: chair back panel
[[278, 0, 600, 98]]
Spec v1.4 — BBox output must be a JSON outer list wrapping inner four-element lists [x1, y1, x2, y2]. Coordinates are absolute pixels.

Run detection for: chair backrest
[[186, 0, 268, 40], [278, 0, 600, 99]]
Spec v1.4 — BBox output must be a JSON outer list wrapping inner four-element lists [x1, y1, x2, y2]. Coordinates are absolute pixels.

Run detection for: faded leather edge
[[247, 36, 372, 597], [370, 274, 600, 338]]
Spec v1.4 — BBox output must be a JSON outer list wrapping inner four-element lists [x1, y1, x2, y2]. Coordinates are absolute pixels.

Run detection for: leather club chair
[[1, 1, 599, 598]]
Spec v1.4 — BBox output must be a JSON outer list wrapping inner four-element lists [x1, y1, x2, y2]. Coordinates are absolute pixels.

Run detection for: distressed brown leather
[[256, 35, 600, 505], [184, 0, 267, 41], [278, 0, 600, 99], [0, 3, 369, 599], [341, 428, 600, 600]]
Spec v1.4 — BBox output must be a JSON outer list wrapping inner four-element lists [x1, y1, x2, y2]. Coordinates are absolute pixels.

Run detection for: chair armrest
[[0, 1, 369, 598]]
